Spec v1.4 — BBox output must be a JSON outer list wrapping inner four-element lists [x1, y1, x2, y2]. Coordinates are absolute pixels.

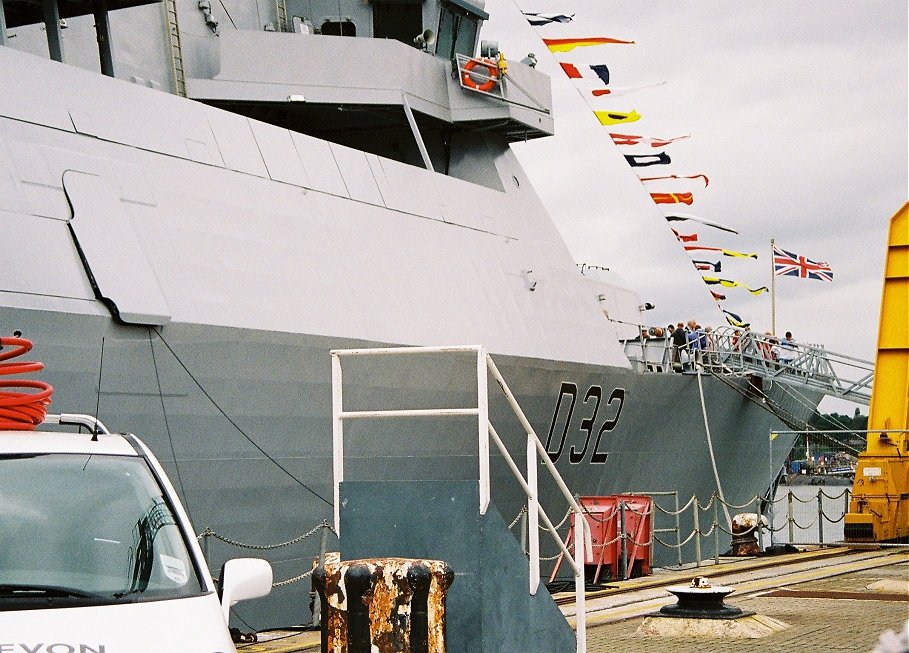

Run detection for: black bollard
[[314, 558, 454, 652], [407, 563, 431, 653], [345, 563, 373, 652], [311, 565, 329, 653]]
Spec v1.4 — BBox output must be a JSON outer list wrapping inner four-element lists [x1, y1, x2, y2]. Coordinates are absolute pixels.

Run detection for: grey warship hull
[[3, 311, 811, 628], [0, 25, 818, 629]]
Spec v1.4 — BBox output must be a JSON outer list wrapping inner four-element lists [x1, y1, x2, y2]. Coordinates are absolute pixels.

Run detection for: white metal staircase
[[331, 345, 593, 653]]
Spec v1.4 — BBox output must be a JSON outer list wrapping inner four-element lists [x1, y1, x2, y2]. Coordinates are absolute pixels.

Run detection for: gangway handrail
[[330, 344, 593, 653], [622, 326, 874, 404]]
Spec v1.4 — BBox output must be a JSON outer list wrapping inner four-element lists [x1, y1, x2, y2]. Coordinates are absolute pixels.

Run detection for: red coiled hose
[[0, 337, 54, 430]]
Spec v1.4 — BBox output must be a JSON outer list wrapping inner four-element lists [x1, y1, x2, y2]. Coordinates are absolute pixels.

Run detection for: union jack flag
[[773, 246, 833, 281]]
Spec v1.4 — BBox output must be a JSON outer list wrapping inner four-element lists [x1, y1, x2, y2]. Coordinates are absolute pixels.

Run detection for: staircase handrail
[[330, 344, 592, 653]]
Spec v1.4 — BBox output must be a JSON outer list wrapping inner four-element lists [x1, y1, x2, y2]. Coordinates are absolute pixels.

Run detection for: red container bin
[[550, 495, 653, 584]]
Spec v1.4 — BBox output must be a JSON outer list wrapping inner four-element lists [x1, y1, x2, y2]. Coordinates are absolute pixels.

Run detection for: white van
[[0, 414, 273, 653]]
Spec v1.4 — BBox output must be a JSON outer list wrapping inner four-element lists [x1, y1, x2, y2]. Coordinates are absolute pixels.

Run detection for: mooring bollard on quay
[[730, 512, 767, 557], [312, 557, 454, 653]]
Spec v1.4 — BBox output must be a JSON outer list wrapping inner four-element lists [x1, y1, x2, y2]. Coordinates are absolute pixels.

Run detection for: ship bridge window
[[435, 0, 485, 60], [372, 0, 424, 46], [321, 18, 356, 36]]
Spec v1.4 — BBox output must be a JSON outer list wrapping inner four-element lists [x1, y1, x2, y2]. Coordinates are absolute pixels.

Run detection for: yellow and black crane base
[[846, 445, 909, 543], [844, 202, 909, 544]]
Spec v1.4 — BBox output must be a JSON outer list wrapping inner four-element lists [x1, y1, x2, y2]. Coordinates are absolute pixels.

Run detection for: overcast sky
[[486, 1, 907, 411]]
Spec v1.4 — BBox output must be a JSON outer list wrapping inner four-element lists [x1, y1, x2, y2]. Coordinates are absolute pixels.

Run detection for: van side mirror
[[219, 558, 273, 621]]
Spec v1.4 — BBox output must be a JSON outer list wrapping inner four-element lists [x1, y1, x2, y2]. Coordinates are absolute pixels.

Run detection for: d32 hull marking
[[545, 382, 625, 464]]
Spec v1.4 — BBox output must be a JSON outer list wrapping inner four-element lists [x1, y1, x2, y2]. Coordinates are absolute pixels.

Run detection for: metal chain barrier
[[818, 488, 850, 501], [820, 508, 847, 524], [197, 520, 336, 550], [507, 505, 574, 533], [273, 567, 315, 588], [654, 493, 697, 516], [546, 507, 573, 530], [634, 486, 855, 567], [591, 534, 623, 549], [654, 528, 700, 548], [697, 495, 716, 511], [712, 495, 760, 511], [787, 514, 820, 530], [787, 492, 820, 504], [624, 534, 654, 547], [622, 502, 653, 517], [714, 521, 734, 536], [764, 520, 791, 534], [201, 488, 860, 584], [197, 521, 338, 588], [507, 506, 527, 530]]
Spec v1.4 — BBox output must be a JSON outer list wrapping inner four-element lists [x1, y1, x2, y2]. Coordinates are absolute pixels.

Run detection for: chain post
[[311, 521, 331, 627], [518, 508, 528, 555], [755, 496, 764, 552], [202, 529, 210, 562], [649, 496, 655, 570], [787, 489, 794, 543], [520, 509, 528, 558], [619, 500, 628, 580], [713, 500, 719, 564], [693, 500, 701, 567], [817, 491, 824, 545], [845, 488, 851, 523], [768, 431, 775, 547], [674, 493, 682, 567], [319, 521, 330, 562]]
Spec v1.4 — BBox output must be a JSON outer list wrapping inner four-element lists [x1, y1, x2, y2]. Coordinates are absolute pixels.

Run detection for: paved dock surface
[[241, 547, 908, 652], [582, 551, 907, 652]]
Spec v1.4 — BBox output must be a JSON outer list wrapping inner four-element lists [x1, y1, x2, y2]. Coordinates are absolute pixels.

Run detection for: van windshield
[[0, 453, 205, 609]]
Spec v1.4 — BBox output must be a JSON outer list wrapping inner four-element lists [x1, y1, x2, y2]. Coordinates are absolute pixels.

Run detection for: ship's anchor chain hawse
[[0, 334, 54, 430]]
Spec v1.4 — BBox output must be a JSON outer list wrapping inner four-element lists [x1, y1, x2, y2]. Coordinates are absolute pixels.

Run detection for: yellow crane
[[845, 202, 909, 542]]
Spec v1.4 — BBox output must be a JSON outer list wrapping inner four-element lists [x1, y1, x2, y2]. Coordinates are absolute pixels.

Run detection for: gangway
[[624, 326, 874, 405]]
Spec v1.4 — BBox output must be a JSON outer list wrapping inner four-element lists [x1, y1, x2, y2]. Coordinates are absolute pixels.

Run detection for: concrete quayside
[[241, 545, 908, 652]]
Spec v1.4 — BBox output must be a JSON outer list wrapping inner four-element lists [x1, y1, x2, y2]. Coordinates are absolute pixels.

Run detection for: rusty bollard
[[313, 557, 454, 653], [730, 513, 766, 556]]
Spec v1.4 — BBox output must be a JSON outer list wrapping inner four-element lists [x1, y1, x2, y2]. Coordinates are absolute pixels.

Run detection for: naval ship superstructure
[[1, 0, 818, 628]]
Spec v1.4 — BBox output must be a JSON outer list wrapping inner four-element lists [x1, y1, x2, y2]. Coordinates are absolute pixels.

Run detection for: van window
[[0, 453, 205, 610]]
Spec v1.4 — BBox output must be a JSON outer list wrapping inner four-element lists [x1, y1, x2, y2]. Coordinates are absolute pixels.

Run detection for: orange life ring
[[462, 59, 498, 92]]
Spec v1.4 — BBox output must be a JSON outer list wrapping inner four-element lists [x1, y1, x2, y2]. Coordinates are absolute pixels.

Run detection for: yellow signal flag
[[543, 37, 635, 52], [722, 249, 758, 259], [594, 109, 641, 126], [702, 277, 769, 295]]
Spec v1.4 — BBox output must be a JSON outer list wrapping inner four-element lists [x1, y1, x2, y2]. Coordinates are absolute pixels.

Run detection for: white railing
[[623, 326, 874, 405], [330, 345, 593, 653]]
